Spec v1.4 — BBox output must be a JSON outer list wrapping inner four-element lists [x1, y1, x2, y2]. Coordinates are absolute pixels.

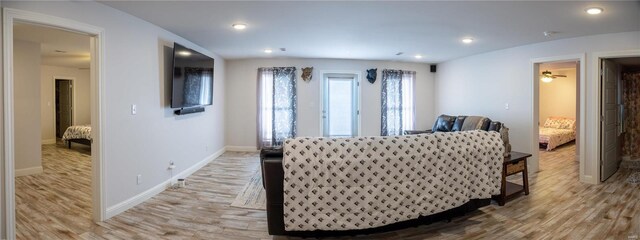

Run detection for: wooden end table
[[492, 151, 531, 206]]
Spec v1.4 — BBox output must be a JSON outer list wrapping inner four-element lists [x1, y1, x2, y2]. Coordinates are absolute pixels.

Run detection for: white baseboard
[[15, 166, 43, 177], [105, 147, 226, 219], [173, 147, 226, 181], [225, 145, 259, 152], [581, 175, 597, 184], [42, 139, 56, 145]]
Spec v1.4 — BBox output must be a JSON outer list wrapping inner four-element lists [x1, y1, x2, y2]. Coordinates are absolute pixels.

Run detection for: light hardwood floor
[[16, 142, 639, 239], [16, 142, 92, 239]]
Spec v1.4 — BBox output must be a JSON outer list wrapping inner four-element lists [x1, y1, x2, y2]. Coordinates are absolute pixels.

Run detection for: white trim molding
[[14, 166, 43, 177], [41, 139, 57, 145], [530, 54, 586, 182], [105, 147, 226, 218], [3, 8, 107, 239]]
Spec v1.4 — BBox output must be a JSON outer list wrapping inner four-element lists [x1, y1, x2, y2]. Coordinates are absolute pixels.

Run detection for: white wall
[[435, 31, 640, 181], [225, 58, 434, 148], [1, 3, 6, 237], [539, 68, 577, 124], [1, 0, 226, 219], [13, 40, 42, 175], [40, 65, 91, 143]]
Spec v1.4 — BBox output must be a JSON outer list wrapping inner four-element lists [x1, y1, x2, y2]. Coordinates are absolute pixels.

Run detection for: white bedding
[[539, 127, 575, 151], [282, 131, 504, 231]]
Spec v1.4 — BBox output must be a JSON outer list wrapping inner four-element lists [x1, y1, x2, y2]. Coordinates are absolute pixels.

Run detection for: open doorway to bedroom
[[12, 22, 94, 238], [535, 60, 581, 181]]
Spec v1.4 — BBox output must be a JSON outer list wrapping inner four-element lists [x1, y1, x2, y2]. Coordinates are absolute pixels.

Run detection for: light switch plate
[[131, 104, 137, 115], [505, 103, 509, 110]]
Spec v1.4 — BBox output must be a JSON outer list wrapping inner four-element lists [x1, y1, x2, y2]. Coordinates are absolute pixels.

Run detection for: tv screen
[[171, 43, 214, 108]]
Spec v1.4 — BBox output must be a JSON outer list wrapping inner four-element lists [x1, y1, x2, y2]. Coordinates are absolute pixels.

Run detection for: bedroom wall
[[13, 40, 43, 176], [40, 65, 91, 143], [435, 31, 640, 182], [225, 58, 435, 148], [1, 0, 226, 220], [539, 68, 577, 124]]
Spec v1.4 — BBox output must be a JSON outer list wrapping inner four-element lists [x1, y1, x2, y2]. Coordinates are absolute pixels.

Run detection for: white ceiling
[[13, 23, 91, 68], [101, 1, 639, 63]]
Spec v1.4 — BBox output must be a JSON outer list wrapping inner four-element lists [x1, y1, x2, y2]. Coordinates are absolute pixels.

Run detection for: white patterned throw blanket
[[282, 131, 504, 231], [62, 125, 92, 143]]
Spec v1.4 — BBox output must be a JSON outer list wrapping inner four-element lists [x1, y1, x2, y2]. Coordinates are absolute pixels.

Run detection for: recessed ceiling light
[[232, 23, 247, 30], [585, 7, 603, 15], [264, 49, 273, 53], [177, 50, 191, 56], [414, 55, 423, 59], [462, 37, 474, 44]]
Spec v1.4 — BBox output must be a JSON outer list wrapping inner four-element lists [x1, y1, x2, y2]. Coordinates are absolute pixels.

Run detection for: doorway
[[531, 54, 586, 180], [321, 73, 360, 137], [536, 60, 581, 175], [55, 79, 74, 138], [599, 57, 640, 182], [3, 8, 106, 238], [13, 21, 94, 238]]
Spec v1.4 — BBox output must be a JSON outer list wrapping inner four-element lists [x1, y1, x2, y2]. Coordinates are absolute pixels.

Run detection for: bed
[[539, 117, 576, 151], [61, 125, 92, 149]]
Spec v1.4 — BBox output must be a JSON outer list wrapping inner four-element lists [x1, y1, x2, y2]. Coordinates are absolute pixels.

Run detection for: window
[[381, 69, 415, 136], [257, 67, 297, 148]]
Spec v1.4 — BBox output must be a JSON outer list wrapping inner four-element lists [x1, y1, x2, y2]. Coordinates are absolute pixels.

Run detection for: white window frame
[[319, 71, 361, 137]]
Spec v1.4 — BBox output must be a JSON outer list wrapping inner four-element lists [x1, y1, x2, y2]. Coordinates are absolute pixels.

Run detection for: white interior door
[[600, 59, 622, 182], [322, 73, 359, 137]]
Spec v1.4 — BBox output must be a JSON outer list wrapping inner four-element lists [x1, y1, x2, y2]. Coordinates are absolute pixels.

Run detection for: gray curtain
[[272, 67, 297, 146], [257, 67, 297, 148], [381, 69, 415, 136]]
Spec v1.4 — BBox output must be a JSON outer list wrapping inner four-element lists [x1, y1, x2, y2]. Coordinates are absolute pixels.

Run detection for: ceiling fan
[[540, 70, 566, 83]]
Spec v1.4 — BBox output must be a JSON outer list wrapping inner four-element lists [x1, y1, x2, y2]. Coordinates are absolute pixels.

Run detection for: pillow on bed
[[558, 119, 576, 130], [543, 117, 575, 130], [543, 118, 562, 128]]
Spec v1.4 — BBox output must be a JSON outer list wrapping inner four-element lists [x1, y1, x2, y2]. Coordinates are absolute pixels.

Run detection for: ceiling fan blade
[[552, 75, 567, 77]]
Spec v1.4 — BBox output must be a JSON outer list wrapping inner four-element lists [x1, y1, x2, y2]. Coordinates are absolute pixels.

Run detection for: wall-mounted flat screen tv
[[171, 42, 214, 109]]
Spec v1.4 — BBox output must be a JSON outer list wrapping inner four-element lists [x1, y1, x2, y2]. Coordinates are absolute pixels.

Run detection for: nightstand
[[492, 151, 531, 206]]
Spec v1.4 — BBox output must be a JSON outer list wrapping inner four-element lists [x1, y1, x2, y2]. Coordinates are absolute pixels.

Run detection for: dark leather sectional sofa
[[430, 114, 502, 132], [260, 149, 491, 236], [259, 114, 508, 236]]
